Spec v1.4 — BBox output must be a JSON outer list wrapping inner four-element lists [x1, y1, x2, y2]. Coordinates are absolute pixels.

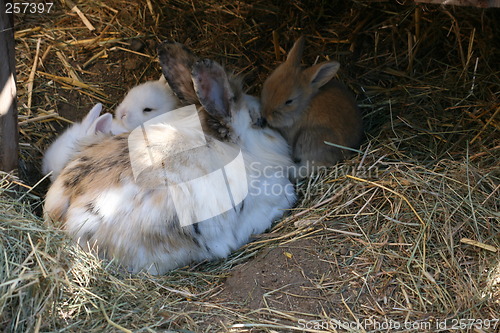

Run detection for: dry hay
[[2, 0, 499, 332]]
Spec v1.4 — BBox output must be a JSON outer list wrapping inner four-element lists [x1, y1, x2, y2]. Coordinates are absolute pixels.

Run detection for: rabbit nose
[[255, 117, 267, 128]]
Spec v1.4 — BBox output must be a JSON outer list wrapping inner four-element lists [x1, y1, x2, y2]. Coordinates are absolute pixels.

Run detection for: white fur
[[42, 76, 178, 183], [110, 120, 128, 135], [113, 76, 180, 131], [42, 103, 114, 182], [44, 61, 296, 275]]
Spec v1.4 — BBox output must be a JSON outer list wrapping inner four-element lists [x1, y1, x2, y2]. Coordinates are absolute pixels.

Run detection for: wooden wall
[[0, 0, 18, 173]]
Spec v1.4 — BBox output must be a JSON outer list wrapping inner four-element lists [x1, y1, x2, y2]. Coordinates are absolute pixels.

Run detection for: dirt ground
[[218, 238, 334, 315]]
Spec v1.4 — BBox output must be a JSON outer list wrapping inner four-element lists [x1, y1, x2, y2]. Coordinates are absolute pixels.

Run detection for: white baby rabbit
[[43, 77, 180, 182], [113, 75, 180, 131], [261, 36, 363, 180], [44, 41, 296, 275], [42, 103, 114, 182]]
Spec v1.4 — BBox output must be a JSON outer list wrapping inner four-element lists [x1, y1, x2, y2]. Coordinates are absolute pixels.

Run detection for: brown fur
[[159, 41, 245, 143], [158, 41, 199, 105], [261, 36, 363, 173], [62, 134, 131, 196]]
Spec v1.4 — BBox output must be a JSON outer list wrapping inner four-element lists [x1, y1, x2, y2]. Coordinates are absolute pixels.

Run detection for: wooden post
[[0, 0, 18, 173], [414, 0, 500, 7]]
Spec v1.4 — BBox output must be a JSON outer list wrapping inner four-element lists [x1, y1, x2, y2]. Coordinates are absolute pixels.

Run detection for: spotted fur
[[44, 42, 296, 274]]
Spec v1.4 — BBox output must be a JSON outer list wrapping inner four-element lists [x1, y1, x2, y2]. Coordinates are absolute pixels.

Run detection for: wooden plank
[[0, 0, 18, 172], [414, 0, 500, 7]]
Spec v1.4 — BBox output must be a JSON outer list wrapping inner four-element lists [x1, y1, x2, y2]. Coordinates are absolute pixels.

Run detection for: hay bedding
[[2, 0, 499, 332]]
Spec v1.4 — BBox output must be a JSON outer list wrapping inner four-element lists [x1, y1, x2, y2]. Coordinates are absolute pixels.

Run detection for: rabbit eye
[[285, 99, 294, 106], [143, 108, 153, 113]]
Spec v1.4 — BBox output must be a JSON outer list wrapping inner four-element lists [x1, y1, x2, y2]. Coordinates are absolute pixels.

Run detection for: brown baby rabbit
[[261, 36, 363, 180]]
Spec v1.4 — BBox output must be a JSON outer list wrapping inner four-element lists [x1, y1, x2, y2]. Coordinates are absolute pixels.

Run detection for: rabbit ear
[[158, 40, 199, 105], [304, 61, 340, 91], [285, 36, 305, 67], [191, 59, 233, 120], [81, 103, 103, 129], [88, 113, 113, 135], [158, 74, 167, 84]]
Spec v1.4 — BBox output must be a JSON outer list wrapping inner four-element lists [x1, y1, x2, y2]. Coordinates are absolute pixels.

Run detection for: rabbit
[[42, 103, 115, 182], [42, 77, 181, 182], [113, 75, 180, 131], [44, 41, 296, 275], [261, 36, 363, 180]]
